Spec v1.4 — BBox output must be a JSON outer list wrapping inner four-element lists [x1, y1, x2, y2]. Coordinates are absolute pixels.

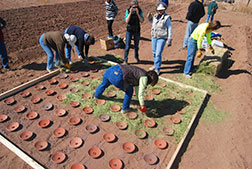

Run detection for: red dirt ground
[[0, 0, 252, 169]]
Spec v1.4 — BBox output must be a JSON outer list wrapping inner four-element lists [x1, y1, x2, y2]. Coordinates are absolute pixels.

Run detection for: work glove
[[64, 63, 72, 69], [196, 50, 202, 58], [209, 46, 215, 55], [139, 105, 147, 114], [167, 39, 172, 47]]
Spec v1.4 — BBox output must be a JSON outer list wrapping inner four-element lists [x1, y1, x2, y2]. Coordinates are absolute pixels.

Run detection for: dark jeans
[[107, 20, 114, 37], [124, 31, 140, 62], [0, 40, 8, 68]]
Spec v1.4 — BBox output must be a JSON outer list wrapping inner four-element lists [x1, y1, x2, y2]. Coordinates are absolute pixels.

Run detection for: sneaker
[[78, 55, 82, 59], [3, 65, 10, 70], [123, 61, 128, 65], [69, 60, 73, 65], [121, 109, 130, 114], [54, 63, 60, 68], [46, 68, 52, 72], [155, 70, 160, 76], [184, 74, 192, 79], [149, 66, 155, 71]]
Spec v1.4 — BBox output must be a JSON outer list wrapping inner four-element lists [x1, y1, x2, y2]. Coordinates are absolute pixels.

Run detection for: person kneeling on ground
[[94, 64, 158, 114], [39, 31, 75, 72], [64, 25, 95, 65], [183, 20, 221, 78]]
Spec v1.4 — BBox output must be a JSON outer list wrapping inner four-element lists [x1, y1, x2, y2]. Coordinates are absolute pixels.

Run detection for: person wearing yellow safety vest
[[183, 20, 221, 78]]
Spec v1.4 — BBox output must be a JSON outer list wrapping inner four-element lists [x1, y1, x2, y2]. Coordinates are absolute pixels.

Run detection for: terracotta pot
[[47, 78, 57, 85], [45, 89, 55, 96], [42, 103, 53, 111], [4, 97, 15, 105], [144, 119, 156, 128], [100, 71, 105, 76], [38, 119, 51, 128], [177, 108, 186, 114], [58, 83, 68, 89], [99, 114, 110, 122], [70, 77, 79, 82], [126, 112, 138, 120], [59, 73, 68, 79], [81, 81, 89, 86], [116, 121, 128, 130], [54, 109, 66, 117], [26, 112, 38, 120], [53, 128, 66, 138], [110, 105, 121, 112], [90, 68, 98, 73], [69, 117, 81, 125], [151, 89, 161, 95], [154, 138, 167, 149], [90, 76, 99, 79], [144, 153, 158, 165], [88, 147, 102, 158], [159, 82, 167, 87], [170, 116, 181, 124], [81, 72, 89, 77], [82, 93, 91, 99], [95, 99, 106, 105], [57, 95, 66, 101], [70, 163, 85, 169], [168, 94, 176, 99], [31, 96, 41, 104], [69, 137, 83, 149], [14, 105, 26, 113], [144, 95, 154, 101], [122, 142, 135, 153], [103, 133, 116, 143], [52, 152, 66, 164], [0, 114, 8, 123], [34, 141, 48, 151], [35, 85, 45, 90], [6, 122, 20, 132], [20, 91, 31, 98], [20, 131, 33, 141], [186, 99, 192, 105], [109, 158, 123, 169], [83, 106, 93, 114], [70, 101, 80, 108], [106, 91, 116, 98], [71, 69, 79, 73], [135, 129, 146, 139], [85, 124, 98, 133], [70, 87, 79, 93], [163, 127, 174, 136], [88, 61, 95, 65]]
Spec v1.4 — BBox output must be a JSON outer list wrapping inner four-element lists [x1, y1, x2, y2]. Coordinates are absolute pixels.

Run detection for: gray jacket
[[151, 13, 172, 40]]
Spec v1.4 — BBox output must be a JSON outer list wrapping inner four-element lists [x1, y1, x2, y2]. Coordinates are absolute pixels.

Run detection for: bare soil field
[[0, 0, 252, 169]]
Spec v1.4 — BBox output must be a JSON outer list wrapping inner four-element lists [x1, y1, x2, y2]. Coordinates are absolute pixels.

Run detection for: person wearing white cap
[[206, 0, 218, 23], [147, 2, 172, 75], [39, 31, 72, 72], [64, 25, 95, 65]]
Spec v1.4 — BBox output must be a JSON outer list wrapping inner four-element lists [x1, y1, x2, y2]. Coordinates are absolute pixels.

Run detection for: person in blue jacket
[[64, 25, 95, 65], [0, 17, 10, 71]]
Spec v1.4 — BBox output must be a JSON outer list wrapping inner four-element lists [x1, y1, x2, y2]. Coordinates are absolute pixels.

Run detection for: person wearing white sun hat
[[147, 2, 172, 75]]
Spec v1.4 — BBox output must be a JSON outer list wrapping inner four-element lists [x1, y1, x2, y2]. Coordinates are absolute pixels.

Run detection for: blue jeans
[[206, 14, 215, 23], [0, 40, 8, 68], [94, 65, 133, 110], [39, 33, 59, 70], [183, 20, 198, 48], [184, 38, 197, 75], [152, 37, 166, 72], [124, 31, 140, 62], [64, 27, 81, 61]]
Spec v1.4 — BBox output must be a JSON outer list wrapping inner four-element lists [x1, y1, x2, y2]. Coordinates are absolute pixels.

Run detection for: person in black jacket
[[64, 25, 95, 65], [182, 0, 205, 49]]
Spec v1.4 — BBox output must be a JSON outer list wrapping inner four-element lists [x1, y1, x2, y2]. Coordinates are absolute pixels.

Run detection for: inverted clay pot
[[85, 124, 98, 133], [42, 103, 53, 111], [69, 137, 83, 149], [4, 97, 15, 105], [135, 129, 147, 139], [144, 153, 158, 165], [70, 87, 79, 93], [69, 117, 81, 126], [31, 96, 41, 104], [170, 116, 181, 124], [0, 114, 8, 123], [88, 61, 95, 65], [90, 68, 98, 73], [144, 119, 156, 128], [81, 81, 89, 86], [70, 101, 80, 108], [14, 105, 26, 113], [99, 114, 110, 122], [90, 76, 99, 80], [83, 106, 93, 114], [163, 127, 174, 136], [88, 147, 102, 158], [35, 85, 45, 90], [122, 142, 135, 153], [20, 91, 31, 98], [126, 112, 138, 120], [103, 133, 116, 143], [116, 121, 128, 130], [57, 95, 66, 101], [48, 78, 58, 85], [58, 83, 68, 89], [45, 89, 55, 96], [70, 77, 79, 82], [82, 93, 91, 99], [95, 99, 106, 105], [53, 128, 66, 138], [186, 99, 192, 105], [70, 163, 86, 169], [81, 72, 90, 77], [110, 105, 121, 112], [55, 109, 67, 117], [38, 119, 51, 128], [158, 82, 167, 87], [6, 122, 20, 132], [59, 73, 68, 79], [106, 91, 116, 98], [52, 152, 66, 164], [144, 95, 154, 101], [26, 112, 38, 120], [34, 141, 48, 151], [71, 69, 79, 73], [154, 138, 167, 149], [109, 158, 123, 169], [177, 108, 186, 114], [19, 131, 33, 141], [168, 94, 176, 99], [151, 89, 161, 95]]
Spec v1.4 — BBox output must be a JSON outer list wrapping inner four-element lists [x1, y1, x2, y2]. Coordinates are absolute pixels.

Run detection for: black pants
[[107, 20, 114, 37]]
